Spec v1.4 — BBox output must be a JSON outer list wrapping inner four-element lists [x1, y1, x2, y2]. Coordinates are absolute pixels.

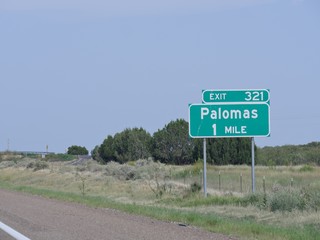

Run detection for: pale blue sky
[[1, 0, 319, 153]]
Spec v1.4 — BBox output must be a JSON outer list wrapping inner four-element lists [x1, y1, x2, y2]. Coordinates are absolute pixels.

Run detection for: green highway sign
[[189, 103, 270, 138], [202, 89, 270, 104]]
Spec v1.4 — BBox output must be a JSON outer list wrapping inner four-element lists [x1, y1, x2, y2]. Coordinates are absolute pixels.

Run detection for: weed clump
[[244, 186, 320, 213], [301, 187, 320, 212], [26, 161, 49, 171], [190, 182, 202, 193], [269, 190, 306, 212], [104, 159, 168, 181], [181, 182, 202, 199], [299, 165, 314, 172], [45, 154, 76, 162], [242, 193, 267, 209], [105, 161, 138, 180], [0, 161, 16, 169]]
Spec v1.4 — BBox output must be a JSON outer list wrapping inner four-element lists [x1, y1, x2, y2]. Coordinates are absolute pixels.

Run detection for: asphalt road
[[0, 189, 236, 240], [0, 230, 15, 240]]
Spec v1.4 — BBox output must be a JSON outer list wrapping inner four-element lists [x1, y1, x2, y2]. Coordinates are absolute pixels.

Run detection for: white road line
[[0, 221, 31, 240]]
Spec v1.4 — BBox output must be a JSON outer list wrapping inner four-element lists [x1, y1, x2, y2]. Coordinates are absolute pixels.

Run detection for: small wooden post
[[219, 171, 221, 191], [240, 173, 243, 193]]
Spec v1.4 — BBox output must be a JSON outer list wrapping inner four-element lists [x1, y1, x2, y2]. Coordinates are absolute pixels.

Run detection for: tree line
[[257, 142, 320, 166], [91, 119, 254, 165], [68, 118, 319, 166]]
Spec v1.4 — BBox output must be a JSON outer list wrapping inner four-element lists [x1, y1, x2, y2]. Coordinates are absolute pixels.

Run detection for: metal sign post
[[203, 138, 207, 197], [251, 137, 255, 193]]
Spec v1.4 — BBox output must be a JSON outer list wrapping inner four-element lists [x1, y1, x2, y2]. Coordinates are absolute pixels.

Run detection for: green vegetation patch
[[299, 165, 315, 172], [0, 182, 319, 240], [45, 153, 76, 161], [0, 160, 319, 240]]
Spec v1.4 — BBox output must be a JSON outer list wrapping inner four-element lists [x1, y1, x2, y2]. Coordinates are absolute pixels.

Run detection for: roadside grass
[[0, 182, 318, 240], [0, 158, 319, 240], [173, 164, 320, 194]]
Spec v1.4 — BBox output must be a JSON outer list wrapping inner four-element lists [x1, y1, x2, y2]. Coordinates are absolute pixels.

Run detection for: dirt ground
[[0, 189, 236, 240]]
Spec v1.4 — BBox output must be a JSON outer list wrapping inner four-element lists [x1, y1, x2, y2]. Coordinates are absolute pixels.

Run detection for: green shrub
[[192, 159, 203, 174], [269, 190, 306, 212], [22, 153, 39, 159], [242, 193, 267, 209], [27, 161, 49, 171], [0, 161, 16, 169], [309, 192, 320, 211], [190, 182, 201, 193], [299, 164, 314, 172], [243, 187, 320, 213], [45, 154, 76, 162], [105, 162, 139, 180], [301, 187, 320, 211]]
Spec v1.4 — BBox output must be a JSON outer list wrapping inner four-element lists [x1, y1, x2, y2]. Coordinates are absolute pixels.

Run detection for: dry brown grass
[[0, 158, 319, 230]]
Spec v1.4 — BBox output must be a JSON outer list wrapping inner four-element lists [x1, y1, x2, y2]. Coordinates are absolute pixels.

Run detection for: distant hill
[[257, 142, 320, 166]]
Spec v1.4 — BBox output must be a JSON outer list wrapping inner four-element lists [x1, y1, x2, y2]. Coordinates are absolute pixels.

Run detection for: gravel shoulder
[[0, 189, 236, 240]]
